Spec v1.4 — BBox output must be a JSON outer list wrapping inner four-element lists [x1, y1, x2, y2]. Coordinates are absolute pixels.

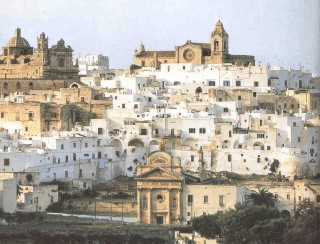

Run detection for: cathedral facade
[[0, 28, 78, 80], [134, 20, 255, 68]]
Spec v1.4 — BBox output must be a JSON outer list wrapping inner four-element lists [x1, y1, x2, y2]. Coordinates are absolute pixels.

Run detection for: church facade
[[0, 28, 78, 80], [134, 20, 255, 68], [136, 150, 183, 225]]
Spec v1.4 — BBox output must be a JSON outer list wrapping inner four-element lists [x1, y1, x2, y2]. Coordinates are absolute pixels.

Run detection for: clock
[[183, 49, 195, 62]]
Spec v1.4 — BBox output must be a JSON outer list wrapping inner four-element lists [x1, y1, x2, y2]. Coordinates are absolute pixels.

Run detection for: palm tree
[[246, 188, 277, 207]]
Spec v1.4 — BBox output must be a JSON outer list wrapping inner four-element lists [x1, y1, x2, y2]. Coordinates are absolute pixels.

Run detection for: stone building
[[136, 150, 183, 225], [0, 28, 78, 80], [134, 20, 255, 68]]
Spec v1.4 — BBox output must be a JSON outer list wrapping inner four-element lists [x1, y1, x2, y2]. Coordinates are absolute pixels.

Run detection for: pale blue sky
[[0, 0, 319, 74]]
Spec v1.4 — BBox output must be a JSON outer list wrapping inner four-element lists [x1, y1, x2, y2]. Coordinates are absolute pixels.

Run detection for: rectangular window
[[287, 194, 290, 200], [219, 195, 225, 206], [61, 144, 64, 150], [141, 60, 145, 66], [65, 155, 68, 162], [34, 197, 38, 204], [208, 81, 215, 86], [298, 137, 300, 143], [254, 81, 259, 87], [191, 155, 194, 162], [238, 96, 241, 100], [199, 128, 206, 134], [73, 143, 76, 148], [189, 128, 196, 133], [253, 92, 257, 97], [140, 129, 147, 135], [188, 195, 193, 206], [4, 158, 9, 166], [0, 112, 4, 118], [236, 80, 241, 86], [65, 171, 68, 178], [79, 169, 83, 177], [85, 143, 88, 148], [25, 127, 28, 132], [267, 146, 271, 150], [187, 212, 191, 216], [257, 134, 265, 138], [122, 104, 125, 108], [223, 80, 230, 86], [204, 195, 208, 203], [81, 97, 85, 102], [98, 128, 103, 134]]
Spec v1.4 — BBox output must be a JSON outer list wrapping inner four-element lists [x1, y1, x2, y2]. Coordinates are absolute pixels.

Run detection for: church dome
[[5, 28, 30, 48]]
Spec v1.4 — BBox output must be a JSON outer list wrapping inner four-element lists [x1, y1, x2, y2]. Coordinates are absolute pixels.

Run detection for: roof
[[135, 50, 176, 58]]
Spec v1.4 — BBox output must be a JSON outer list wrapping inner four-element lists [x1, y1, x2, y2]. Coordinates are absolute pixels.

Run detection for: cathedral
[[134, 20, 255, 68], [0, 28, 78, 79]]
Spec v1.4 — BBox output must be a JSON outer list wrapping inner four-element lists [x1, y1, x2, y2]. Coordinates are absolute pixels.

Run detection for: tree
[[220, 204, 282, 243], [192, 212, 223, 238], [283, 199, 320, 244], [246, 188, 277, 207]]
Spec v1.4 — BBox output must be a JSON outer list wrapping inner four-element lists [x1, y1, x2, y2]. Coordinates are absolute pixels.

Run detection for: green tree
[[246, 188, 277, 207], [220, 204, 282, 243], [283, 199, 320, 244], [192, 212, 223, 238]]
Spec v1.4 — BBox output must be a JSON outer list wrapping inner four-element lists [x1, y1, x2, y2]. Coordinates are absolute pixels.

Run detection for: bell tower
[[211, 20, 229, 63], [35, 32, 49, 65]]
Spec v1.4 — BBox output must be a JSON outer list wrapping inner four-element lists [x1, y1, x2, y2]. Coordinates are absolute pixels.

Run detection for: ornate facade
[[0, 28, 78, 79], [134, 20, 255, 68], [136, 150, 183, 225]]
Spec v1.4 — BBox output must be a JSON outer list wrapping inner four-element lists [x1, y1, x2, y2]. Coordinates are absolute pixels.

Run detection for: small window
[[189, 128, 196, 133], [287, 194, 290, 200], [219, 195, 225, 206], [61, 144, 64, 150], [65, 171, 68, 178], [141, 60, 145, 66], [227, 154, 232, 162], [267, 146, 271, 150], [188, 195, 193, 206], [236, 80, 241, 86], [253, 92, 256, 97], [238, 96, 241, 100], [4, 158, 9, 166], [208, 81, 215, 86], [0, 112, 4, 118], [25, 127, 28, 132], [81, 97, 85, 102], [98, 128, 103, 134], [73, 143, 76, 148], [254, 81, 259, 87], [199, 128, 206, 134], [223, 80, 230, 86], [298, 137, 300, 143], [204, 195, 208, 203], [191, 155, 194, 162], [79, 169, 83, 177], [223, 108, 229, 112], [122, 104, 125, 108], [85, 143, 88, 148]]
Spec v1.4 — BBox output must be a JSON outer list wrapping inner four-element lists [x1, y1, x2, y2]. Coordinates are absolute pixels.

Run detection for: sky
[[0, 0, 319, 74]]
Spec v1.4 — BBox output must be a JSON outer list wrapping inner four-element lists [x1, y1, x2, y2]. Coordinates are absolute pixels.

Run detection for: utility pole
[[122, 198, 124, 224], [94, 200, 96, 220]]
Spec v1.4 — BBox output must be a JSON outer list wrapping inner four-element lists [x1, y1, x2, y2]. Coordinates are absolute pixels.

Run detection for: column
[[167, 188, 171, 224], [137, 188, 141, 223], [148, 189, 152, 224], [177, 188, 181, 222]]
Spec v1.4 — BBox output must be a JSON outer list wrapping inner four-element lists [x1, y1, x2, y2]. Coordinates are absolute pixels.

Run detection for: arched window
[[134, 104, 138, 109], [3, 82, 8, 89], [214, 40, 219, 51], [16, 82, 21, 90], [29, 82, 34, 90], [58, 58, 65, 67]]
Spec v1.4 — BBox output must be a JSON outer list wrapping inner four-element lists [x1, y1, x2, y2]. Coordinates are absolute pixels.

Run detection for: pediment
[[136, 167, 182, 181]]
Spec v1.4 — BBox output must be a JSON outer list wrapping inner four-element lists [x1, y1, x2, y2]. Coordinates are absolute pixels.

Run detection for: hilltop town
[[0, 20, 319, 242]]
